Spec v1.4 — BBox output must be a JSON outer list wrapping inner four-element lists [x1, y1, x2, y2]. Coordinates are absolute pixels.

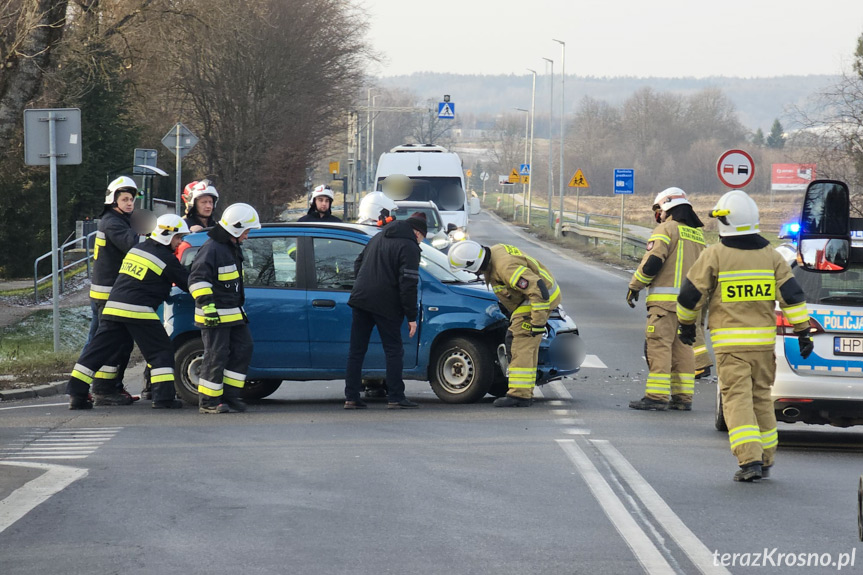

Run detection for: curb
[[0, 381, 66, 401]]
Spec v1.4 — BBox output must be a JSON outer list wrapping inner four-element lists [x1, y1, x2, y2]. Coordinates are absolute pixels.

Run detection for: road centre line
[[0, 461, 88, 534], [556, 439, 675, 574], [591, 440, 732, 575]]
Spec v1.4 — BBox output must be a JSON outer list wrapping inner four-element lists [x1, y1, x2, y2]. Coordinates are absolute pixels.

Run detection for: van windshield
[[378, 177, 465, 212]]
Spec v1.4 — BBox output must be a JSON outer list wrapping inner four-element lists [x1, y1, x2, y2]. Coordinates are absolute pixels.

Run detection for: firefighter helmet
[[105, 176, 138, 205], [448, 240, 486, 274], [219, 203, 261, 237], [182, 180, 217, 211], [652, 187, 691, 212], [309, 185, 334, 206], [357, 191, 398, 224], [150, 214, 190, 245], [710, 189, 760, 237]]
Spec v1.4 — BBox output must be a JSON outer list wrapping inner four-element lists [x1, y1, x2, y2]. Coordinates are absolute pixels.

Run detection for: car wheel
[[174, 338, 204, 405], [241, 379, 282, 400], [714, 380, 727, 432], [430, 336, 492, 403]]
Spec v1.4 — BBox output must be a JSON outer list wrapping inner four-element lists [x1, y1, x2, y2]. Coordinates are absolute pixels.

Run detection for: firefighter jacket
[[298, 207, 342, 222], [676, 239, 810, 354], [183, 213, 217, 230], [101, 238, 190, 323], [90, 209, 139, 301], [629, 220, 706, 312], [348, 220, 420, 322], [188, 226, 248, 328], [485, 244, 561, 325]]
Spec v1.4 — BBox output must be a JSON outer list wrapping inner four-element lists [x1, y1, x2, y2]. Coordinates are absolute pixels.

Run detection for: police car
[[715, 222, 863, 429]]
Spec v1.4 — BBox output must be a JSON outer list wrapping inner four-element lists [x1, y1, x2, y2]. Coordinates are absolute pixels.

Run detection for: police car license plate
[[834, 337, 863, 356]]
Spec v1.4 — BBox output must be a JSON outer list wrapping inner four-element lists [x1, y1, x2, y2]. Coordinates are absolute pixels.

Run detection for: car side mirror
[[797, 179, 850, 273], [446, 223, 457, 233], [469, 197, 481, 215]]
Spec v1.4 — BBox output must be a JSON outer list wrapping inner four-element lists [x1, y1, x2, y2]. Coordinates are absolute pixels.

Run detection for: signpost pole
[[48, 112, 61, 352], [174, 124, 182, 215], [619, 194, 625, 260]]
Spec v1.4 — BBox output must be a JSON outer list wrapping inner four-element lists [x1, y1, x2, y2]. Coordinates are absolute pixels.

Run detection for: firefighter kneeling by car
[[449, 241, 561, 407], [676, 190, 813, 482]]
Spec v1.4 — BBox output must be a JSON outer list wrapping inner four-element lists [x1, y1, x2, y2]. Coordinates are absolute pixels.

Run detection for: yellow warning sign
[[568, 169, 589, 188], [329, 161, 340, 175], [520, 175, 529, 184], [466, 169, 472, 177], [508, 169, 520, 184]]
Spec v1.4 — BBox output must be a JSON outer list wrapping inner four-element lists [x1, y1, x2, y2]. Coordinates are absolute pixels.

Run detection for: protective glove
[[202, 303, 221, 327], [678, 323, 696, 346], [626, 288, 639, 308], [797, 332, 814, 359]]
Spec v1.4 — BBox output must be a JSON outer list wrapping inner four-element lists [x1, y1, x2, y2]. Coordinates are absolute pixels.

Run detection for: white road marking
[[556, 439, 675, 574], [1, 428, 122, 461], [0, 461, 88, 534], [549, 380, 572, 400], [0, 403, 68, 411], [581, 354, 608, 369], [591, 440, 732, 575], [562, 428, 591, 435], [533, 387, 544, 398]]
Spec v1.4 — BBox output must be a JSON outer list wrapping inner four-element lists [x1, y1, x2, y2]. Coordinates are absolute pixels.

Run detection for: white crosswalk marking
[[581, 354, 607, 368], [1, 427, 123, 461]]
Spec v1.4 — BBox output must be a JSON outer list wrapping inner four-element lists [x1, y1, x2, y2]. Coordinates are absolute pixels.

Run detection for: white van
[[374, 144, 480, 232]]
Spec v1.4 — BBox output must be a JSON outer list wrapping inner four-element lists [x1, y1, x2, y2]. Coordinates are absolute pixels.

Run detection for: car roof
[[182, 222, 379, 246]]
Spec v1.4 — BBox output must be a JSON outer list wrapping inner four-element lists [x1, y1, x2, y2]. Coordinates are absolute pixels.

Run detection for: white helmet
[[105, 176, 138, 205], [357, 191, 398, 224], [149, 214, 190, 245], [219, 203, 261, 237], [310, 185, 334, 205], [710, 189, 760, 237], [652, 187, 691, 212], [189, 182, 219, 206], [448, 240, 486, 273]]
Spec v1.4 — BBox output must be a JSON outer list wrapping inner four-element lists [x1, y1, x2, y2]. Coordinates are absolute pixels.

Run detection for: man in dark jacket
[[68, 214, 191, 410], [298, 185, 342, 222], [344, 213, 427, 409], [189, 203, 261, 414]]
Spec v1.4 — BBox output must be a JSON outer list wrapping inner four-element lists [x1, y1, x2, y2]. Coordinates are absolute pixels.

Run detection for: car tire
[[429, 336, 492, 403], [241, 379, 282, 400], [174, 338, 205, 405], [714, 380, 728, 432]]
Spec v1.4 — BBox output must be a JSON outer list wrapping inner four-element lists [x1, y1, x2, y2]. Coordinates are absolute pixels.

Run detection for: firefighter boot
[[199, 395, 229, 414], [694, 366, 712, 380], [69, 394, 94, 410], [733, 461, 763, 482], [93, 391, 135, 406], [222, 386, 247, 413], [493, 395, 533, 407], [628, 397, 669, 411], [668, 394, 692, 411]]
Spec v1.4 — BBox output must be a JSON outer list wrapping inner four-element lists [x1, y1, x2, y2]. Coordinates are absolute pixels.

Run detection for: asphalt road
[[1, 211, 861, 575]]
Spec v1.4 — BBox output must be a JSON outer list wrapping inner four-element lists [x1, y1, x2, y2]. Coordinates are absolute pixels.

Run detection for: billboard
[[771, 163, 816, 191]]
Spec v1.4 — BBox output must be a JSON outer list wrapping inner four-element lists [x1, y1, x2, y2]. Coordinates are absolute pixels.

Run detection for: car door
[[306, 232, 418, 372], [241, 232, 310, 369]]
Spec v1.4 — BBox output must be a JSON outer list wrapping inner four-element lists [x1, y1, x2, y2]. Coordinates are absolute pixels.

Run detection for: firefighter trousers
[[644, 306, 695, 403], [198, 324, 253, 399], [693, 309, 712, 372], [717, 350, 777, 467], [83, 298, 134, 393], [67, 318, 176, 402], [506, 306, 557, 399]]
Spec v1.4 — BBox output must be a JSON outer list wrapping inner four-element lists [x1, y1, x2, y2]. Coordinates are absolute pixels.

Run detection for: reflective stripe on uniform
[[71, 363, 95, 384], [761, 427, 778, 449], [509, 266, 528, 288], [123, 249, 166, 277], [102, 301, 160, 321], [781, 302, 809, 326], [728, 424, 762, 449], [508, 367, 535, 387], [634, 269, 653, 284], [217, 264, 240, 282], [89, 284, 112, 300], [645, 373, 671, 395], [94, 232, 106, 260], [693, 345, 707, 356], [710, 326, 775, 348], [670, 372, 695, 394], [223, 369, 247, 388], [676, 303, 698, 323], [647, 286, 679, 303], [189, 281, 214, 299], [512, 304, 531, 315], [648, 234, 670, 245], [198, 377, 223, 397], [194, 307, 244, 324], [150, 367, 174, 383], [94, 365, 118, 380]]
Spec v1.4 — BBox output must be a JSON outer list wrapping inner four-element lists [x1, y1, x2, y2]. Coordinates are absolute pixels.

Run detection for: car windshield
[[393, 206, 443, 234], [793, 263, 863, 306], [419, 243, 479, 283]]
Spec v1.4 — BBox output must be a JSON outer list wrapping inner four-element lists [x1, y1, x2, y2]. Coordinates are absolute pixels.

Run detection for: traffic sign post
[[162, 123, 199, 215], [24, 108, 83, 352], [614, 169, 635, 259], [716, 149, 755, 188], [569, 168, 590, 225]]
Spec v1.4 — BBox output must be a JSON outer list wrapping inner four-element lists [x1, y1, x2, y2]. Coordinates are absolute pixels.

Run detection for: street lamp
[[515, 108, 529, 222], [553, 39, 565, 236], [371, 94, 379, 191], [542, 57, 554, 229], [366, 88, 377, 191], [526, 68, 537, 226]]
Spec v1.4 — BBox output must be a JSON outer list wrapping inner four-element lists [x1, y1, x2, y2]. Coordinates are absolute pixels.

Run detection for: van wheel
[[175, 338, 204, 405], [429, 336, 492, 403], [714, 380, 728, 432]]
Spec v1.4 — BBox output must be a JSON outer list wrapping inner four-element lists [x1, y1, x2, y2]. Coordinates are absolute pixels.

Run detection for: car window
[[243, 237, 299, 288], [793, 263, 863, 306], [313, 237, 363, 290]]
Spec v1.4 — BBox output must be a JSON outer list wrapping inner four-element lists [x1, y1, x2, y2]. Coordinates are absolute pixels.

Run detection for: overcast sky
[[363, 0, 863, 78]]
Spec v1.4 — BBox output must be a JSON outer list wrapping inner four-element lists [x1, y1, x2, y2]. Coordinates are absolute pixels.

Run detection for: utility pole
[[553, 39, 566, 237], [542, 57, 554, 228]]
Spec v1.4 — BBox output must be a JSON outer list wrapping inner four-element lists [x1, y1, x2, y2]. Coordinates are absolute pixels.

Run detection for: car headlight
[[431, 236, 451, 250], [449, 229, 468, 242]]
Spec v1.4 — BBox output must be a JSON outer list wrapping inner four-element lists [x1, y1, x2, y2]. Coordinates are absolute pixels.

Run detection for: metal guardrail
[[561, 221, 648, 250], [33, 230, 97, 302]]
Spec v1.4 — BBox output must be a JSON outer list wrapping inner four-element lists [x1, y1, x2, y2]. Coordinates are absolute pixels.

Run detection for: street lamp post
[[515, 108, 529, 222], [553, 39, 565, 236], [542, 57, 554, 229], [526, 68, 537, 226], [370, 94, 379, 190]]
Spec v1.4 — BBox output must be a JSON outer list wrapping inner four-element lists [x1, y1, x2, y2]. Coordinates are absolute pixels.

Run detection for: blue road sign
[[613, 168, 634, 195], [438, 102, 455, 119], [520, 164, 530, 175]]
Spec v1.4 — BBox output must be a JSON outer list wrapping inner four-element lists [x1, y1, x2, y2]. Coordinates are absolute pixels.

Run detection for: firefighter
[[676, 189, 812, 482], [448, 240, 561, 407], [627, 187, 706, 411], [299, 185, 342, 222], [182, 179, 220, 232], [189, 203, 261, 414], [356, 191, 398, 226], [85, 176, 143, 405], [67, 214, 191, 410]]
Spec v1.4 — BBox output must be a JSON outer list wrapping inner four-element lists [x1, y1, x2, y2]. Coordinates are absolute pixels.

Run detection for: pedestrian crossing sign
[[520, 175, 529, 184], [568, 169, 589, 188], [438, 102, 455, 119]]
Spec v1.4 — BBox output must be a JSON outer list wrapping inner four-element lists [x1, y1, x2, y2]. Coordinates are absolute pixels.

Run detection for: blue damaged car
[[164, 223, 582, 404]]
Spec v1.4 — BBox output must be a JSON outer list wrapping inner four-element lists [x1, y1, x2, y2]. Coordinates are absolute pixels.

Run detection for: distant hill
[[376, 73, 839, 134]]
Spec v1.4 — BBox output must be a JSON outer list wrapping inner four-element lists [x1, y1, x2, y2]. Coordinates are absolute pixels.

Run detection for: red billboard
[[771, 163, 816, 191]]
